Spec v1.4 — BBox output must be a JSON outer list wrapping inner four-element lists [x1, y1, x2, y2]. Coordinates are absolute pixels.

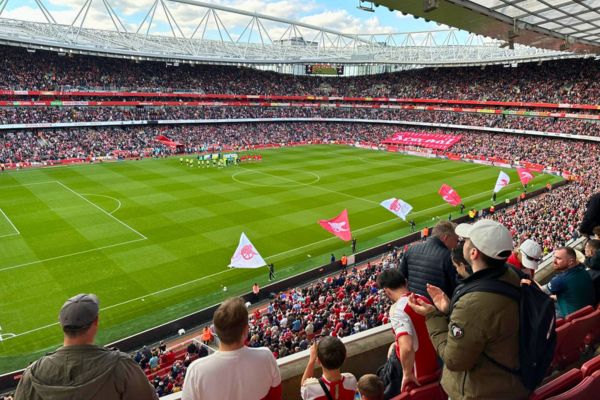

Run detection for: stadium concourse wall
[[0, 179, 568, 392]]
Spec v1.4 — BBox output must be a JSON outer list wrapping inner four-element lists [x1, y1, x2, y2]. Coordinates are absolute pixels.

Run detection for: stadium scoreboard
[[305, 64, 344, 76]]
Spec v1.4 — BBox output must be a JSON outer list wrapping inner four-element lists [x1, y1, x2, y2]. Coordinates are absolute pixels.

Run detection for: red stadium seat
[[581, 354, 600, 378], [408, 382, 447, 400], [546, 370, 600, 400], [564, 305, 594, 322], [572, 309, 600, 348], [528, 369, 582, 400], [552, 321, 587, 369]]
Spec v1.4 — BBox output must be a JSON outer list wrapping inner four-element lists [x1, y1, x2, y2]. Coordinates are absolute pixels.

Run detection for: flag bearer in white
[[182, 298, 282, 400]]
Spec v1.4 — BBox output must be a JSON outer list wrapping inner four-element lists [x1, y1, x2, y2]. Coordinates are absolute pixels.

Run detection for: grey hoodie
[[15, 345, 157, 400]]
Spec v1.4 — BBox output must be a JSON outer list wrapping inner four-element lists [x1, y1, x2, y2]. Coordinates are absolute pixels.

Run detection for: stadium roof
[[0, 0, 587, 67], [372, 0, 600, 54]]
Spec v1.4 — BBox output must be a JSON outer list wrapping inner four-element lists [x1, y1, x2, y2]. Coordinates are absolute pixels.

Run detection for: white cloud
[[300, 10, 395, 34]]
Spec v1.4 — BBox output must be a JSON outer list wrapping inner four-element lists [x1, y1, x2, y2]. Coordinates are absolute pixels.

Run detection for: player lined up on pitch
[[179, 153, 263, 168]]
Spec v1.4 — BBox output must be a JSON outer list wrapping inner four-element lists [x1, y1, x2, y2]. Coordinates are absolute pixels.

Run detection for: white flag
[[380, 198, 413, 221], [493, 171, 511, 193], [229, 232, 267, 269]]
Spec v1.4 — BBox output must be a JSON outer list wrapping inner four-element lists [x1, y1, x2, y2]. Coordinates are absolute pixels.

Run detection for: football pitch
[[0, 145, 561, 373]]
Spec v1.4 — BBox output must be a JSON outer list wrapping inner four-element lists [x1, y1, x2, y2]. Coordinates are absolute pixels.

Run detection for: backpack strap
[[450, 271, 521, 375], [318, 377, 335, 400]]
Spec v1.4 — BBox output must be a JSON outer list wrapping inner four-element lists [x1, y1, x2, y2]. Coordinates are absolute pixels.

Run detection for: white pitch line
[[0, 180, 58, 189], [5, 268, 234, 340], [2, 175, 534, 339], [0, 208, 20, 235], [56, 181, 146, 239], [0, 237, 147, 273], [81, 193, 122, 215], [0, 233, 19, 239], [240, 167, 381, 206]]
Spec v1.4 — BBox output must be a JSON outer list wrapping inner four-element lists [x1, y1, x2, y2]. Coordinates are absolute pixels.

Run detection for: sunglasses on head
[[523, 253, 541, 262]]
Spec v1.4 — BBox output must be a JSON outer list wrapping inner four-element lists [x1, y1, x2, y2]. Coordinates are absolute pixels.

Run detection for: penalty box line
[[0, 208, 20, 238], [0, 182, 58, 238], [55, 181, 147, 240], [0, 181, 148, 273]]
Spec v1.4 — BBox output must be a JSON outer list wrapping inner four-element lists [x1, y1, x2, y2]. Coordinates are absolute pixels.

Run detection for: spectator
[[507, 239, 543, 278], [409, 219, 530, 400], [450, 243, 470, 280], [542, 247, 596, 317], [584, 239, 600, 304], [580, 192, 600, 236], [357, 374, 384, 400], [400, 220, 459, 300], [182, 297, 282, 400], [376, 269, 438, 395], [14, 293, 157, 400], [300, 337, 357, 400], [149, 352, 160, 372]]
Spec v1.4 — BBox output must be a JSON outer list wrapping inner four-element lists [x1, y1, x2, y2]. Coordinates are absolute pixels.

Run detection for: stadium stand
[[1, 45, 600, 104], [3, 41, 600, 399], [1, 107, 599, 138]]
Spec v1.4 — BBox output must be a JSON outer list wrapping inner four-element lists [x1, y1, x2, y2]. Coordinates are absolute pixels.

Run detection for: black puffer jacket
[[400, 236, 457, 299], [580, 192, 600, 236]]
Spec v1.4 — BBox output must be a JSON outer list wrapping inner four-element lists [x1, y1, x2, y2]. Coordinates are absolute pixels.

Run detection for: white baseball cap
[[519, 239, 543, 270], [455, 219, 513, 260]]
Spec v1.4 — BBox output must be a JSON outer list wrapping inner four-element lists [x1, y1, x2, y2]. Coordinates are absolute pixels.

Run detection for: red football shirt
[[390, 294, 439, 380]]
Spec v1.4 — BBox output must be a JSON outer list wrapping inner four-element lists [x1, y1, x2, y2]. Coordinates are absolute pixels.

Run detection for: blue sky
[[0, 0, 450, 38]]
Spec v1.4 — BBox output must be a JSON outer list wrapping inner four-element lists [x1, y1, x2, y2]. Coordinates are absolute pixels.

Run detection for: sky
[[0, 0, 457, 42]]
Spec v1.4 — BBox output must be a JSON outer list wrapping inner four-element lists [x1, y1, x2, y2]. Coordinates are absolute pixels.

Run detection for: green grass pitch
[[0, 144, 561, 373]]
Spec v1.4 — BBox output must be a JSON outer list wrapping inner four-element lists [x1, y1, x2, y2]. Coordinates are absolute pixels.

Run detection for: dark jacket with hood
[[15, 344, 158, 400], [580, 192, 600, 236], [585, 251, 600, 304], [400, 236, 457, 300]]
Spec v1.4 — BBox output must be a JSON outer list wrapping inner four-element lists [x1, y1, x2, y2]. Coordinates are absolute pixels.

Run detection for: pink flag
[[319, 209, 352, 241], [438, 184, 462, 207], [517, 168, 535, 186]]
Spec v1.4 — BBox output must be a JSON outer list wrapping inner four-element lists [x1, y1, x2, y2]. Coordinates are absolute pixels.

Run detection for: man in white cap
[[408, 219, 530, 400], [507, 239, 543, 278], [15, 293, 158, 400]]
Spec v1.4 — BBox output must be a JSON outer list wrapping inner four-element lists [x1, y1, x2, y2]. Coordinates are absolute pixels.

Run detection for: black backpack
[[450, 265, 557, 391]]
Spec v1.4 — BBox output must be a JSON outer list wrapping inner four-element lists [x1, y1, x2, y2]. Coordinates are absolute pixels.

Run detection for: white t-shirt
[[182, 346, 281, 400]]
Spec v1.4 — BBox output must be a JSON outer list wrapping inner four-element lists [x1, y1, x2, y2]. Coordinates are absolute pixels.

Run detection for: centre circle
[[231, 169, 320, 187]]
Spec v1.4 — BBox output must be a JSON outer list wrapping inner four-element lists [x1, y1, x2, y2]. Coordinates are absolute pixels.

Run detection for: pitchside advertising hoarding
[[382, 132, 463, 150]]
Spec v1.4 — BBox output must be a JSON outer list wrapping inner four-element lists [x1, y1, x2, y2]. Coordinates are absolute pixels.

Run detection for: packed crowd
[[131, 341, 210, 397], [2, 106, 600, 137], [2, 45, 600, 104], [247, 260, 396, 359]]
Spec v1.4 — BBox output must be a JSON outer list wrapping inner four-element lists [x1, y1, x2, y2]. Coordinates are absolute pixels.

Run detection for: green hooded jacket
[[425, 265, 531, 400], [14, 345, 158, 400]]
